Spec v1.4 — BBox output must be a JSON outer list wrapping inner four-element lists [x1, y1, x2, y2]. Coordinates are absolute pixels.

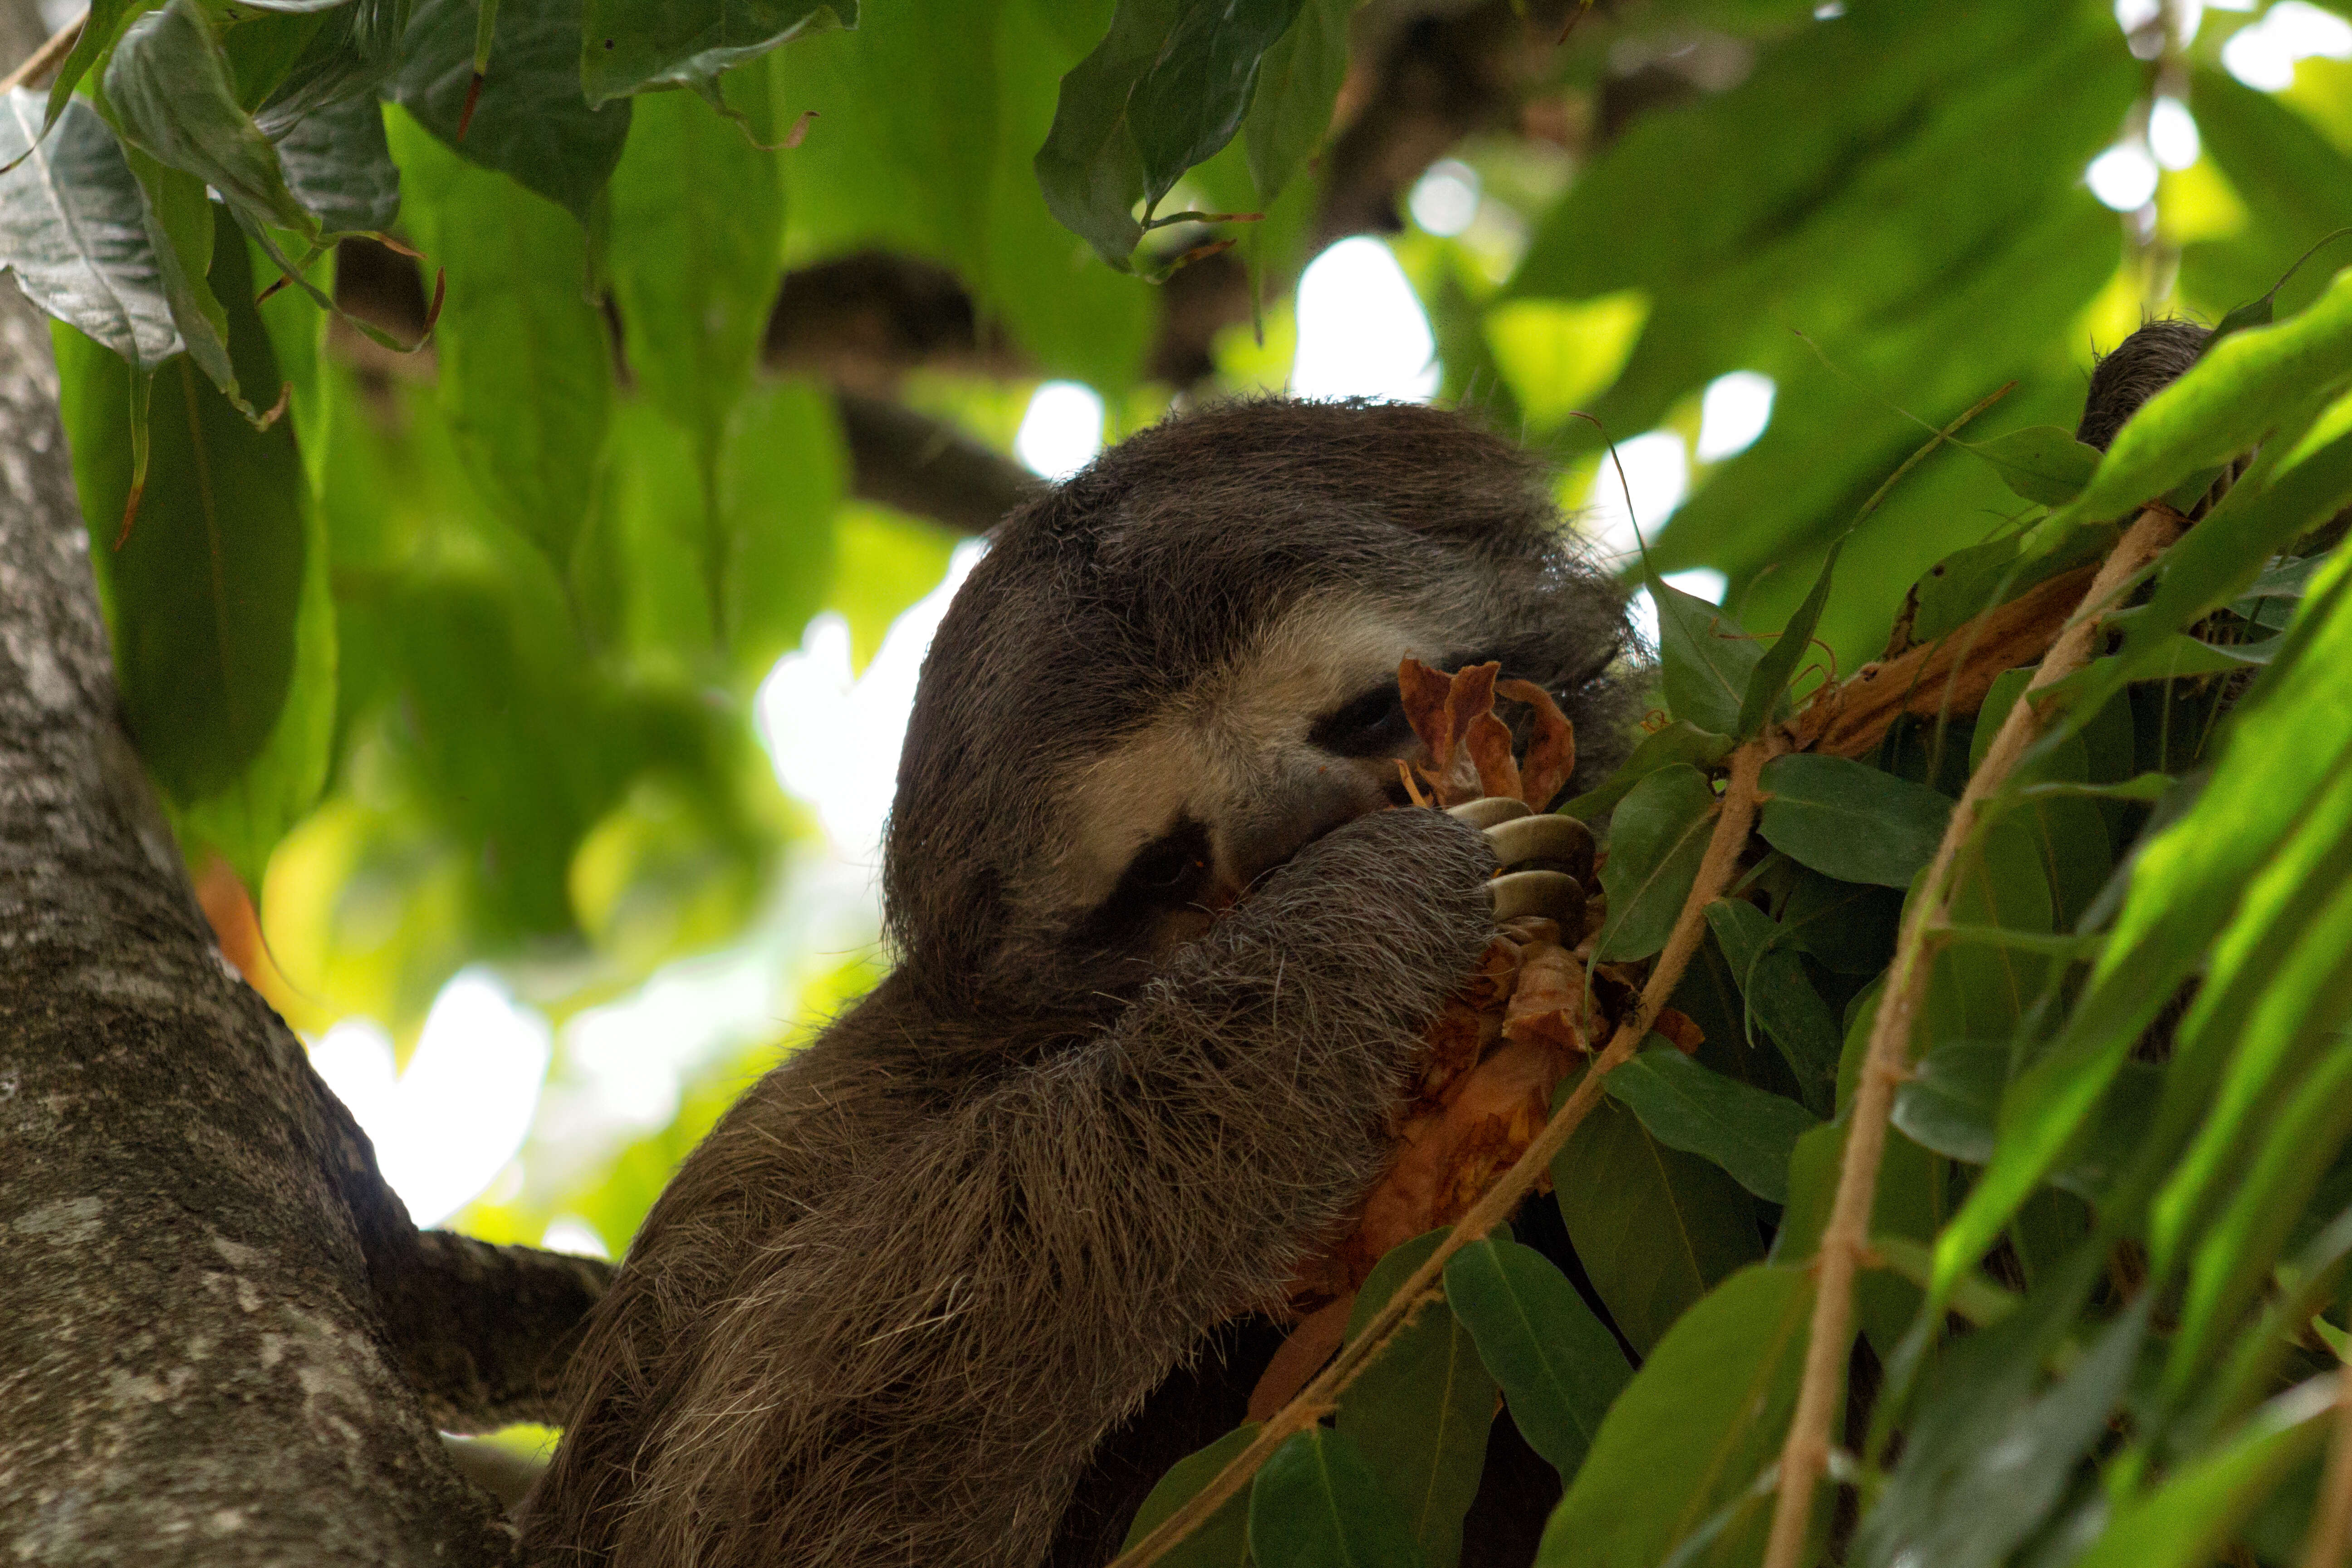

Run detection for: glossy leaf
[[1536, 1265, 1813, 1568], [272, 93, 400, 237], [0, 92, 181, 371], [53, 217, 311, 810], [1249, 1427, 1428, 1568], [103, 0, 317, 244], [1651, 573, 1763, 737], [1240, 0, 1346, 203], [1756, 753, 1953, 889], [1892, 1041, 2003, 1166], [1558, 722, 1731, 822], [1970, 423, 2101, 506], [1034, 0, 1178, 266], [1734, 539, 1836, 740], [386, 0, 630, 224], [580, 0, 851, 105], [1552, 1093, 1762, 1355], [1440, 1236, 1629, 1485], [1336, 1232, 1494, 1568], [1120, 1422, 1259, 1567], [387, 107, 611, 569], [1603, 1047, 1821, 1203], [1594, 763, 1718, 961], [1703, 897, 1842, 1114]]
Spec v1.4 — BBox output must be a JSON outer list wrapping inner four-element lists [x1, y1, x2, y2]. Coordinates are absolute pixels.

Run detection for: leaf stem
[[1757, 502, 2186, 1568], [1108, 737, 1784, 1568], [2302, 1356, 2352, 1568]]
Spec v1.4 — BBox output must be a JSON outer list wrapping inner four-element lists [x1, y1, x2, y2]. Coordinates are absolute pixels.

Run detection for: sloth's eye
[[1310, 685, 1413, 758], [1111, 819, 1214, 909]]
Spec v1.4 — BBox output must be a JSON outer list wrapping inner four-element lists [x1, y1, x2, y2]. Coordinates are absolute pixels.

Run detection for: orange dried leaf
[[1653, 1007, 1706, 1054], [1501, 942, 1594, 1053], [1397, 657, 1459, 768], [1497, 677, 1577, 811], [1467, 710, 1522, 803]]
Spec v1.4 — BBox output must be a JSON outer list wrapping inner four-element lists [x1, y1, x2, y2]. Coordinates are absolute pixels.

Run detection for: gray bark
[[0, 276, 602, 1561]]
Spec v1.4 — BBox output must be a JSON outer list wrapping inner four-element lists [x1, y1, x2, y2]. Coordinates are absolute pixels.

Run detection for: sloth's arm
[[554, 806, 1495, 1568]]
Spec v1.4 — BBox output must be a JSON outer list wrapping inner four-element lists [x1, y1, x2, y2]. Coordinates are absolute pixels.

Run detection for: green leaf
[[1240, 0, 1347, 204], [1776, 870, 1902, 976], [1128, 0, 1303, 210], [718, 377, 842, 684], [1734, 539, 1837, 740], [1552, 1092, 1762, 1355], [1034, 0, 1177, 267], [44, 0, 151, 135], [1703, 897, 1843, 1114], [272, 94, 400, 237], [1650, 573, 1763, 737], [54, 212, 311, 809], [1335, 1232, 1495, 1568], [1892, 1041, 2003, 1166], [580, 0, 850, 106], [2067, 1377, 2337, 1568], [103, 0, 317, 245], [1248, 1427, 1428, 1568], [1968, 423, 2102, 506], [0, 92, 182, 371], [1558, 722, 1731, 822], [1594, 763, 1718, 961], [1603, 1047, 1822, 1204], [1756, 753, 1953, 889], [387, 106, 612, 569], [386, 0, 631, 224], [1440, 1236, 1629, 1485], [1935, 574, 2352, 1300], [1536, 1265, 1813, 1568], [1120, 1422, 1259, 1566]]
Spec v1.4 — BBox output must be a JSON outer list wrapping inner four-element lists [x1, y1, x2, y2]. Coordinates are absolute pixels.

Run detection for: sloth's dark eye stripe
[[1077, 816, 1215, 945]]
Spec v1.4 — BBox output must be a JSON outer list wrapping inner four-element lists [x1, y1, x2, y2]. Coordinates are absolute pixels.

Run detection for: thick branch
[[0, 279, 541, 1563], [835, 388, 1043, 535], [370, 1231, 611, 1433]]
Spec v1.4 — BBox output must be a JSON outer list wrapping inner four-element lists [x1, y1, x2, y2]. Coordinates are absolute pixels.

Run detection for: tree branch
[[0, 277, 563, 1563], [1758, 504, 2187, 1568]]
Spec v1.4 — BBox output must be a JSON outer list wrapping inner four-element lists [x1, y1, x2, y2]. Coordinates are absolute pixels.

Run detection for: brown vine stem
[[1109, 737, 1784, 1568], [2302, 1357, 2352, 1568], [0, 10, 83, 94], [1758, 502, 2187, 1568]]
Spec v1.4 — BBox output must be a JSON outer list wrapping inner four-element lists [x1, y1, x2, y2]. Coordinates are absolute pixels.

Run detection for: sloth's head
[[883, 398, 1640, 1012]]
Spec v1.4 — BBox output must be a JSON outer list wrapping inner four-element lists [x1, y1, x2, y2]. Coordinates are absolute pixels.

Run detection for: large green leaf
[[1249, 1427, 1428, 1568], [1594, 763, 1718, 962], [53, 213, 313, 813], [1440, 1236, 1629, 1486], [1602, 1048, 1822, 1204], [1120, 1423, 1259, 1567], [579, 0, 850, 105], [0, 93, 181, 371], [717, 377, 842, 683], [1334, 1233, 1495, 1568], [271, 93, 400, 237], [1240, 0, 1346, 204], [1703, 897, 1842, 1115], [1559, 722, 1731, 822], [387, 106, 611, 570], [103, 0, 317, 245], [1552, 1092, 1761, 1355], [1651, 574, 1763, 737], [1756, 753, 1953, 889], [1536, 1265, 1813, 1568], [1125, 0, 1304, 211], [385, 0, 629, 224]]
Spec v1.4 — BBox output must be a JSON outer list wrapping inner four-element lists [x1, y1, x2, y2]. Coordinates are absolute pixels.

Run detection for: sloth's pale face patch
[[1049, 595, 1478, 952]]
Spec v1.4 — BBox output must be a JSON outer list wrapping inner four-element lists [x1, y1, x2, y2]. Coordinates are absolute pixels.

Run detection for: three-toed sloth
[[521, 398, 1640, 1567]]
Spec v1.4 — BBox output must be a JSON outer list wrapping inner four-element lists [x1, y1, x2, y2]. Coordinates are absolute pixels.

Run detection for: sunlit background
[[274, 0, 2352, 1268]]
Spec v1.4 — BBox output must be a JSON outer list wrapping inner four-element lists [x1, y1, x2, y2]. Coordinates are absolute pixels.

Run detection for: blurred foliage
[[7, 0, 2352, 1558]]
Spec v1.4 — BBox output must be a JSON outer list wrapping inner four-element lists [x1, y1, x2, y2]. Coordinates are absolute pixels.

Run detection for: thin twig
[[1110, 738, 1785, 1568], [2302, 1357, 2352, 1568], [0, 11, 83, 94], [1758, 503, 2187, 1568]]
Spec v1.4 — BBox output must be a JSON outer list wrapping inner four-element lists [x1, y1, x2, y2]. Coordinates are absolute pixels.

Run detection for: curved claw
[[1484, 813, 1596, 883], [1448, 796, 1531, 830], [1488, 868, 1588, 926]]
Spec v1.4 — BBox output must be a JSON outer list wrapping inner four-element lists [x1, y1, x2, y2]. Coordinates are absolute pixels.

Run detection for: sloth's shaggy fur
[[519, 398, 1638, 1567]]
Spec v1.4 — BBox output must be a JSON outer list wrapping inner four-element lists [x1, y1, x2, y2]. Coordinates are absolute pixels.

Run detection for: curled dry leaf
[[1398, 657, 1581, 811]]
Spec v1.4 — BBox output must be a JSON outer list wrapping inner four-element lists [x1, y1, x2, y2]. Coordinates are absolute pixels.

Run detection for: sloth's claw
[[1482, 813, 1595, 883], [1447, 796, 1531, 830], [1487, 868, 1587, 926]]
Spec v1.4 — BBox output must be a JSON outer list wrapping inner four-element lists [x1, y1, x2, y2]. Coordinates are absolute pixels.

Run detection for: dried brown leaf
[[1497, 678, 1577, 811]]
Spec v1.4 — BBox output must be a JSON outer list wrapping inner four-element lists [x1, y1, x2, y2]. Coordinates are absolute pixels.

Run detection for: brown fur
[[2078, 318, 2211, 452], [520, 398, 1637, 1567]]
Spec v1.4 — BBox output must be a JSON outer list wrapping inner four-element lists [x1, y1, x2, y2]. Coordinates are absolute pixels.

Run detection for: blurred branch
[[835, 389, 1042, 535]]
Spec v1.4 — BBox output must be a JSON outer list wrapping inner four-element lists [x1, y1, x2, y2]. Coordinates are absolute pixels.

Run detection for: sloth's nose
[[1223, 770, 1385, 889]]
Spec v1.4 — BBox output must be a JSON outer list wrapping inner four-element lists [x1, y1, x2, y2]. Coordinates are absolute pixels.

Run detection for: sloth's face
[[1042, 593, 1514, 965]]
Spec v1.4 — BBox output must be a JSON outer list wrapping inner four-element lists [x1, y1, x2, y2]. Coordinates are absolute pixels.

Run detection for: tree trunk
[[0, 275, 603, 1562]]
